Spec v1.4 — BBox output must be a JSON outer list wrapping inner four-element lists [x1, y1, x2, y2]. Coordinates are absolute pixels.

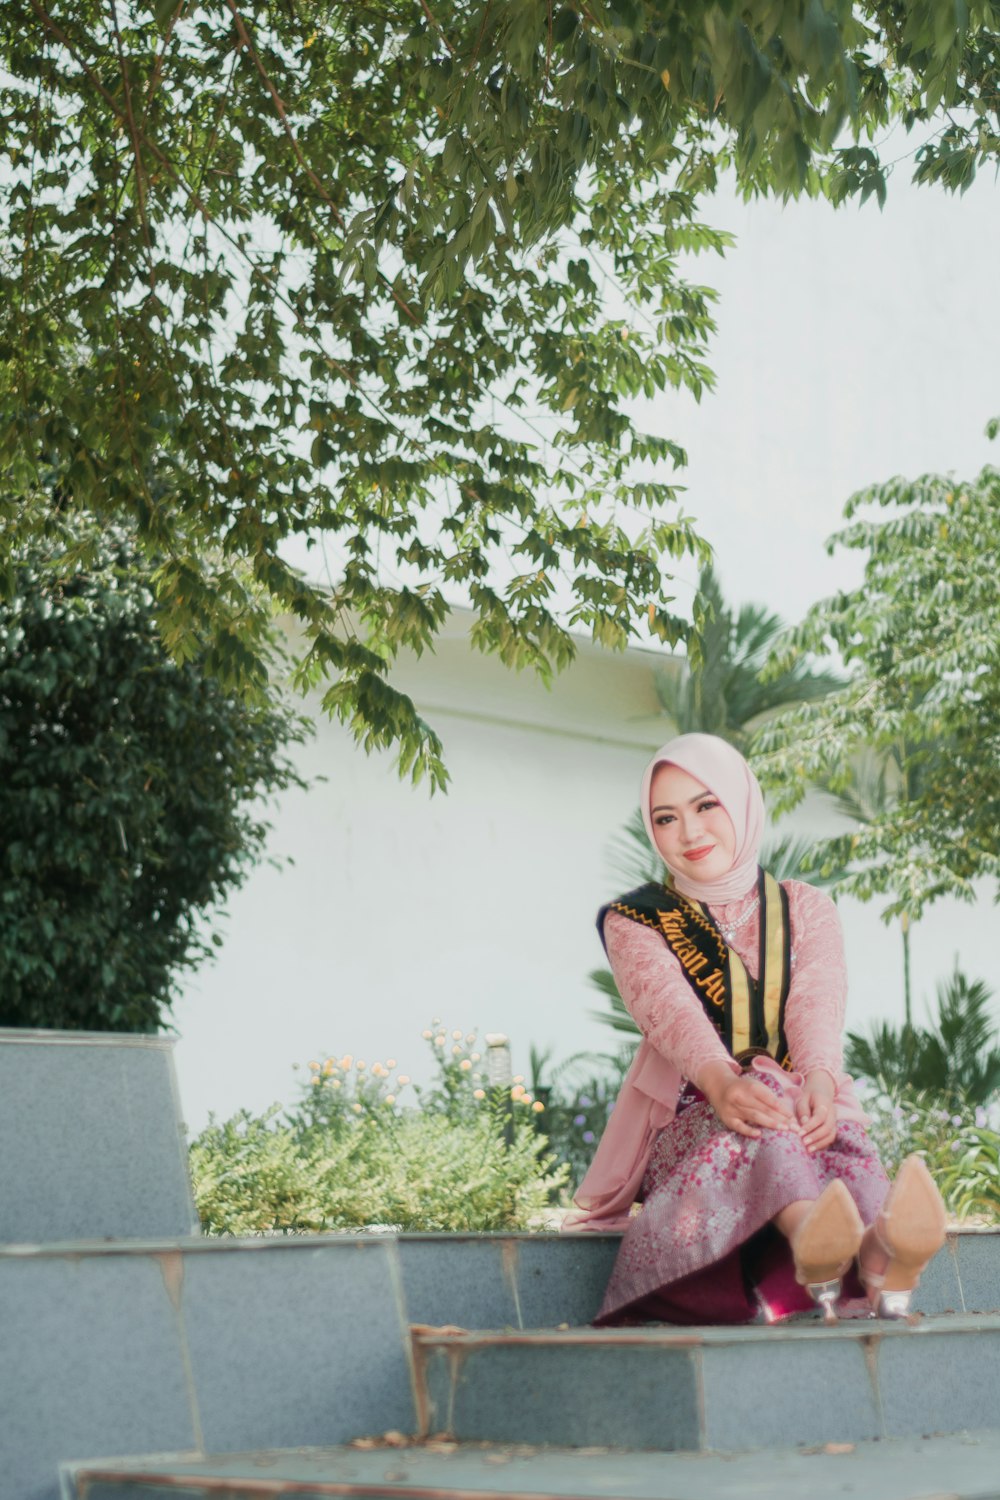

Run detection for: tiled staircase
[[6, 1029, 1000, 1500]]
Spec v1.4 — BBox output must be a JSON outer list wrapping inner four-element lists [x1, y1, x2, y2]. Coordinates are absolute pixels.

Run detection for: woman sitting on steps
[[563, 732, 947, 1326]]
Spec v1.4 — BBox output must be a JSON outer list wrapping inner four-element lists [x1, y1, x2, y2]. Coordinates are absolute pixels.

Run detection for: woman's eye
[[698, 800, 720, 813], [654, 814, 674, 826]]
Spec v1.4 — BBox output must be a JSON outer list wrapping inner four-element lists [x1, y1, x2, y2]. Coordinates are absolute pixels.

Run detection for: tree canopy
[[755, 450, 1000, 918], [0, 520, 308, 1031], [3, 1, 999, 786]]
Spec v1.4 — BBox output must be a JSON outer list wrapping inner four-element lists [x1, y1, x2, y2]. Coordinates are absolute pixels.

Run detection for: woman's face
[[649, 762, 737, 885]]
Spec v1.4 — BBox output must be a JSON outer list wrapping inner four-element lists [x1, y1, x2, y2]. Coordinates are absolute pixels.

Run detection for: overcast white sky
[[650, 161, 1000, 627]]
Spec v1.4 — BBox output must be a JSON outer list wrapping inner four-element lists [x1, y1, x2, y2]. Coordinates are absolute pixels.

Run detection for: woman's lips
[[683, 845, 714, 861]]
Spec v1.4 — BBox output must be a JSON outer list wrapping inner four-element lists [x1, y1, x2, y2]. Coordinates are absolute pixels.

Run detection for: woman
[[564, 733, 946, 1326]]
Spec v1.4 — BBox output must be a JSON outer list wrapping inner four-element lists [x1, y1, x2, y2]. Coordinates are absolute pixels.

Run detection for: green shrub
[[0, 521, 307, 1032], [860, 1083, 1000, 1221], [190, 1024, 569, 1234]]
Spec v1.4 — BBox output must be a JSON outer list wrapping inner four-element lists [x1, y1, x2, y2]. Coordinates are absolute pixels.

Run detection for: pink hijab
[[640, 733, 765, 905]]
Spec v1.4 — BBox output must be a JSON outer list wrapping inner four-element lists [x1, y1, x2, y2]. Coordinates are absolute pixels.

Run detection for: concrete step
[[0, 1030, 197, 1243], [411, 1313, 1000, 1452], [62, 1430, 1000, 1500]]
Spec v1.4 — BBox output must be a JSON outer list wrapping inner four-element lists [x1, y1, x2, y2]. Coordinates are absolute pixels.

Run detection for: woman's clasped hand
[[793, 1073, 839, 1154], [699, 1061, 799, 1138]]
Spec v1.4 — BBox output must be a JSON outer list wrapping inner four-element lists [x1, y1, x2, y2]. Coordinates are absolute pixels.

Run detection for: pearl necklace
[[715, 894, 760, 945]]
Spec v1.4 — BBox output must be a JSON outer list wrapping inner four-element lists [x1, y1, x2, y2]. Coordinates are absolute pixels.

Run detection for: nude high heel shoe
[[792, 1179, 865, 1323], [861, 1154, 948, 1318]]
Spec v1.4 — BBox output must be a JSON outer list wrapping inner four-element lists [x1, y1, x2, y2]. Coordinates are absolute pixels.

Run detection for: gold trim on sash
[[727, 949, 753, 1058], [761, 871, 787, 1058]]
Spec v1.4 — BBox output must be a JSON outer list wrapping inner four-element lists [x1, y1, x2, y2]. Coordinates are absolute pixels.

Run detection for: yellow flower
[[331, 1080, 341, 1090], [311, 1076, 321, 1087], [386, 1058, 397, 1069], [356, 1060, 366, 1071], [385, 1094, 396, 1106], [352, 1103, 363, 1113], [422, 1029, 432, 1039], [452, 1029, 463, 1040], [532, 1100, 545, 1113], [322, 1060, 334, 1075], [471, 1052, 481, 1063], [341, 1054, 353, 1069], [459, 1059, 472, 1071], [308, 1060, 320, 1071], [397, 1075, 411, 1086], [473, 1088, 485, 1100], [434, 1035, 446, 1047], [511, 1084, 526, 1100], [452, 1044, 462, 1056]]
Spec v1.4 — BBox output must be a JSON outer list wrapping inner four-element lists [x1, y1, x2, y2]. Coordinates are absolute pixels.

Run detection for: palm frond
[[587, 967, 641, 1037]]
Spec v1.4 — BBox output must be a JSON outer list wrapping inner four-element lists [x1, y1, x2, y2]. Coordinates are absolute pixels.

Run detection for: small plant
[[845, 964, 1000, 1108], [528, 1044, 635, 1190], [858, 1082, 1000, 1222], [190, 1021, 568, 1235]]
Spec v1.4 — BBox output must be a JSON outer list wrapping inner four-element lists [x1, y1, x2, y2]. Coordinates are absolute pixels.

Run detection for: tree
[[824, 744, 935, 1026], [0, 519, 308, 1031], [3, 2, 999, 786], [755, 452, 1000, 919]]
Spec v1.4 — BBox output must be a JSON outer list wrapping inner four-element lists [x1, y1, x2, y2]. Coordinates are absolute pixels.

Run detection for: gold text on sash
[[658, 910, 726, 1009]]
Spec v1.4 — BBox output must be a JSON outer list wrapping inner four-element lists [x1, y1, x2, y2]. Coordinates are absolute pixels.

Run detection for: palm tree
[[655, 564, 843, 749], [845, 965, 1000, 1108]]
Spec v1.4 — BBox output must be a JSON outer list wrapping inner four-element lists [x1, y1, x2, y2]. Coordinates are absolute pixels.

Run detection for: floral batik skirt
[[595, 1079, 890, 1326]]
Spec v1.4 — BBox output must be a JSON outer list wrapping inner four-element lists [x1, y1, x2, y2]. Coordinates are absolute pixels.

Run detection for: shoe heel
[[806, 1278, 843, 1324], [875, 1289, 914, 1318]]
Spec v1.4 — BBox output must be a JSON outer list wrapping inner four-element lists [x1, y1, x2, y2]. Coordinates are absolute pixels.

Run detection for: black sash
[[597, 868, 792, 1068]]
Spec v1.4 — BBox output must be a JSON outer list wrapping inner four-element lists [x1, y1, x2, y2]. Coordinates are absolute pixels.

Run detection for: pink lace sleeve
[[783, 881, 847, 1081], [603, 910, 739, 1088]]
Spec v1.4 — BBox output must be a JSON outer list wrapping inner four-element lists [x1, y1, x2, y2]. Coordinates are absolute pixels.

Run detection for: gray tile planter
[[0, 1029, 197, 1243]]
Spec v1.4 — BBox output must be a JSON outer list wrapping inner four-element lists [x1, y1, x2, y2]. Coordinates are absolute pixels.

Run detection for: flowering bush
[[190, 1022, 568, 1234], [859, 1081, 1000, 1221]]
